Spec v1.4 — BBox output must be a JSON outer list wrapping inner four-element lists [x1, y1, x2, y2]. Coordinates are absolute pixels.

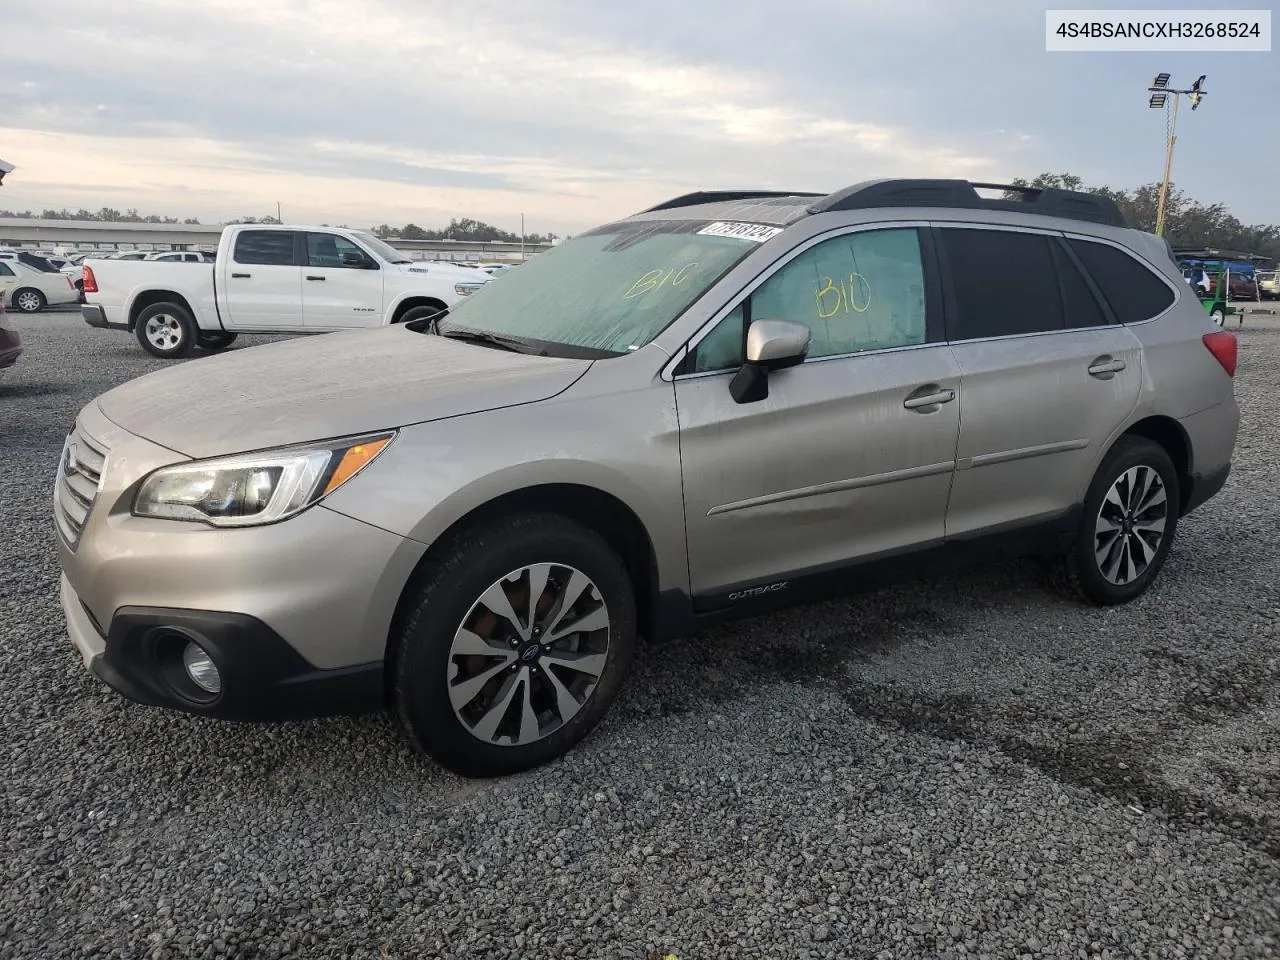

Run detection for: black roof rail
[[807, 178, 1128, 228], [640, 190, 823, 213]]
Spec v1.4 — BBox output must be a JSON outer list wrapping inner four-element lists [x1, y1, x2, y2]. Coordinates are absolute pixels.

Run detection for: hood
[[96, 325, 592, 459], [396, 262, 491, 283]]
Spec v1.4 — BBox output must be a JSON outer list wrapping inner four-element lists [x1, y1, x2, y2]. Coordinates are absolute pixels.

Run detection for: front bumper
[[62, 575, 385, 720], [81, 304, 128, 330]]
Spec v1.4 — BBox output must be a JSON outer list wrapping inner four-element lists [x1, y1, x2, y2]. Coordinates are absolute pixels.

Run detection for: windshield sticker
[[696, 221, 783, 243]]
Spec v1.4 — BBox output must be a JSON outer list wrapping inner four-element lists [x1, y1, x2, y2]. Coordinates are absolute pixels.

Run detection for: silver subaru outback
[[55, 179, 1239, 777]]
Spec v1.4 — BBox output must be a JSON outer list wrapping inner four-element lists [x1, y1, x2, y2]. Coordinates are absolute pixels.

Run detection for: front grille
[[54, 424, 109, 549]]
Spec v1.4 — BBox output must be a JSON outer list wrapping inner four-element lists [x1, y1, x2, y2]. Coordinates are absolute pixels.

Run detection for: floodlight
[[1151, 73, 1171, 88], [1149, 93, 1167, 108]]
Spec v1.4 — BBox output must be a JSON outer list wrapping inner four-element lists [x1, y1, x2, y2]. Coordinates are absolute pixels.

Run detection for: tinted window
[[1051, 241, 1109, 328], [233, 230, 298, 266], [306, 233, 371, 268], [0, 263, 13, 276], [1069, 239, 1175, 323], [939, 229, 1062, 339], [692, 303, 745, 372]]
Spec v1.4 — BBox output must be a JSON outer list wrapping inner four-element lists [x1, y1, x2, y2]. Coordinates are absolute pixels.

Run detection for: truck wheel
[[12, 288, 46, 313], [396, 303, 447, 325], [135, 302, 196, 359], [197, 331, 238, 351], [1209, 305, 1226, 327], [394, 513, 638, 777]]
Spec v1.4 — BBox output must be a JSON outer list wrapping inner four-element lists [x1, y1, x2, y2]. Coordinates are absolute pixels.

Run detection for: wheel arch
[[389, 295, 449, 324], [128, 290, 196, 331], [383, 482, 666, 696], [1113, 415, 1193, 512]]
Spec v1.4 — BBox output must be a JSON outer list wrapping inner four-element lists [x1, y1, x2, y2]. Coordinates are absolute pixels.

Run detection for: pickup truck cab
[[80, 224, 491, 358]]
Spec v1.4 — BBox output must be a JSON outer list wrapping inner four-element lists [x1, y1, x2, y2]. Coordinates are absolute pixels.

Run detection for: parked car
[[56, 179, 1238, 777], [0, 248, 63, 273], [144, 251, 216, 263], [80, 224, 491, 358], [0, 302, 21, 373], [1, 260, 80, 312], [1257, 270, 1279, 300]]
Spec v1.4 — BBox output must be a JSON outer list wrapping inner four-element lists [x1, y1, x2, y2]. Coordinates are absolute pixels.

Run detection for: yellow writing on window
[[624, 263, 700, 299], [815, 273, 871, 318]]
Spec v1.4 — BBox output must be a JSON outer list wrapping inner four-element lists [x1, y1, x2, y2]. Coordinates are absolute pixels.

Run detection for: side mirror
[[730, 319, 811, 404]]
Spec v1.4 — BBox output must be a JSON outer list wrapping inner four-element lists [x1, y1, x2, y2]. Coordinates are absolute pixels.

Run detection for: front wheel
[[135, 302, 196, 359], [1049, 436, 1180, 606], [396, 303, 447, 325], [197, 331, 238, 351], [12, 288, 46, 313], [394, 514, 638, 777]]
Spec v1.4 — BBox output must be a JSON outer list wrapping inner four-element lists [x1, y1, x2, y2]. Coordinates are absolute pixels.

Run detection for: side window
[[938, 228, 1063, 339], [1050, 240, 1109, 328], [233, 230, 298, 266], [692, 304, 745, 372], [752, 228, 927, 359], [0, 263, 14, 276], [1068, 239, 1176, 323], [307, 234, 370, 268]]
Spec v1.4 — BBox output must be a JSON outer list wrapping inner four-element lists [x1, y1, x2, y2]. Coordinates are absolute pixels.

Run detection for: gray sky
[[1, 0, 1275, 235]]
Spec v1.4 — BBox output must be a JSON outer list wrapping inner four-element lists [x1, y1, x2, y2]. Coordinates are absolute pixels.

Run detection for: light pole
[[1147, 73, 1206, 237], [520, 212, 525, 262]]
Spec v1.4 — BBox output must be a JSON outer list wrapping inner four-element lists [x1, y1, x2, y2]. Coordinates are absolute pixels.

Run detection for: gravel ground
[[2, 310, 1278, 960]]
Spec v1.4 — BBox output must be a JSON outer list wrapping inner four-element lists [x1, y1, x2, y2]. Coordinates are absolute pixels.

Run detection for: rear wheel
[[1209, 305, 1226, 327], [197, 331, 238, 351], [1049, 436, 1180, 605], [394, 514, 638, 777], [135, 302, 196, 359], [12, 288, 45, 313]]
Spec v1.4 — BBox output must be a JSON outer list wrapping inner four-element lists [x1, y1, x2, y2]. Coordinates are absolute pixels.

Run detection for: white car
[[1, 260, 81, 312], [81, 224, 492, 358], [145, 251, 216, 263]]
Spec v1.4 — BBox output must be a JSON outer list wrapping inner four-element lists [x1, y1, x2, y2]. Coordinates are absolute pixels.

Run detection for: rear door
[[935, 224, 1143, 537], [301, 232, 383, 329], [221, 230, 303, 330]]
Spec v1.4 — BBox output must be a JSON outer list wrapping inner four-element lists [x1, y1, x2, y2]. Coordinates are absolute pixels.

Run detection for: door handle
[[231, 272, 251, 279], [903, 388, 956, 410], [306, 275, 326, 281], [1088, 357, 1126, 378]]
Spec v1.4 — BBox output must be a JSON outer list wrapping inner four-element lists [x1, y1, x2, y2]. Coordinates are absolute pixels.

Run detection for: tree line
[[1007, 173, 1279, 261], [0, 207, 202, 224]]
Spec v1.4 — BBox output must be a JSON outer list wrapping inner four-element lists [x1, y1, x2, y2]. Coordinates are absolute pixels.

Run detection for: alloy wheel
[[16, 291, 41, 312], [1094, 465, 1168, 585], [447, 563, 610, 746], [144, 314, 184, 351]]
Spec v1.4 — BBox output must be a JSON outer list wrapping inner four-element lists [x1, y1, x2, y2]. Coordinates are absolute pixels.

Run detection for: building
[[0, 218, 554, 264]]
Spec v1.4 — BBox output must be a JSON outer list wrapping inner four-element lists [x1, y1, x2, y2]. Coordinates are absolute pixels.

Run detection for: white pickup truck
[[80, 223, 490, 358]]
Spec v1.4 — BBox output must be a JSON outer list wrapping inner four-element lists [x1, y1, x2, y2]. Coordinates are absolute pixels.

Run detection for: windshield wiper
[[436, 327, 534, 354]]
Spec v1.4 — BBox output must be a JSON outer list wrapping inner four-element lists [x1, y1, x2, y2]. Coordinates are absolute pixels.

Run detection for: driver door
[[673, 225, 961, 604]]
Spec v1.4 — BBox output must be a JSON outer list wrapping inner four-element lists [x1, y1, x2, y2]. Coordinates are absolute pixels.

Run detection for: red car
[[0, 303, 22, 373]]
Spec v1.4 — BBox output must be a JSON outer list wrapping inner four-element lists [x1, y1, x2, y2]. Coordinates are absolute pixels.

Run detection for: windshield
[[437, 220, 766, 355], [351, 231, 412, 264]]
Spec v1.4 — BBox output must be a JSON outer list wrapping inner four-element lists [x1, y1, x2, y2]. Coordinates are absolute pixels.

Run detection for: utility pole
[[276, 201, 282, 223], [520, 212, 525, 262], [1147, 73, 1207, 237]]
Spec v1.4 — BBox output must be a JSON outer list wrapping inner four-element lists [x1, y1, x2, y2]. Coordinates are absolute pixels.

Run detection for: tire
[[395, 513, 638, 777], [12, 288, 46, 313], [135, 302, 196, 359], [1209, 306, 1226, 327], [1048, 435, 1180, 606], [396, 303, 447, 325], [197, 331, 238, 351]]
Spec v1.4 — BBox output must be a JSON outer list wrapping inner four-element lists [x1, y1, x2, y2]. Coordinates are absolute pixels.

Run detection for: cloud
[[0, 0, 1075, 231]]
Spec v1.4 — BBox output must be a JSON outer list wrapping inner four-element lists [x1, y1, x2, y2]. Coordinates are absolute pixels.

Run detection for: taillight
[[1202, 330, 1237, 377], [82, 265, 98, 294]]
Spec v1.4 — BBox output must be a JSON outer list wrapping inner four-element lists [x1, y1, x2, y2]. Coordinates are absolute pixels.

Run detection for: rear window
[[1068, 239, 1176, 323], [938, 228, 1064, 339], [233, 231, 298, 266]]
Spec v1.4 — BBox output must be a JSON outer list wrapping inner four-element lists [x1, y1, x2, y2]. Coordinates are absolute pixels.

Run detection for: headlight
[[133, 432, 394, 527], [454, 282, 485, 296]]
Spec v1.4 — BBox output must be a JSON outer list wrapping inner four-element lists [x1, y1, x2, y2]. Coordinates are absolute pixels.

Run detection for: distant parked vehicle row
[[81, 223, 493, 358]]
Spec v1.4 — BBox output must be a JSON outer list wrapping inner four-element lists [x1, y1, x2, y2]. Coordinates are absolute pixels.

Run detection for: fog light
[[182, 642, 221, 694]]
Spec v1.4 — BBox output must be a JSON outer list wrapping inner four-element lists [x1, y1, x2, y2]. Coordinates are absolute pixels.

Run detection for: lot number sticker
[[696, 221, 783, 243]]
